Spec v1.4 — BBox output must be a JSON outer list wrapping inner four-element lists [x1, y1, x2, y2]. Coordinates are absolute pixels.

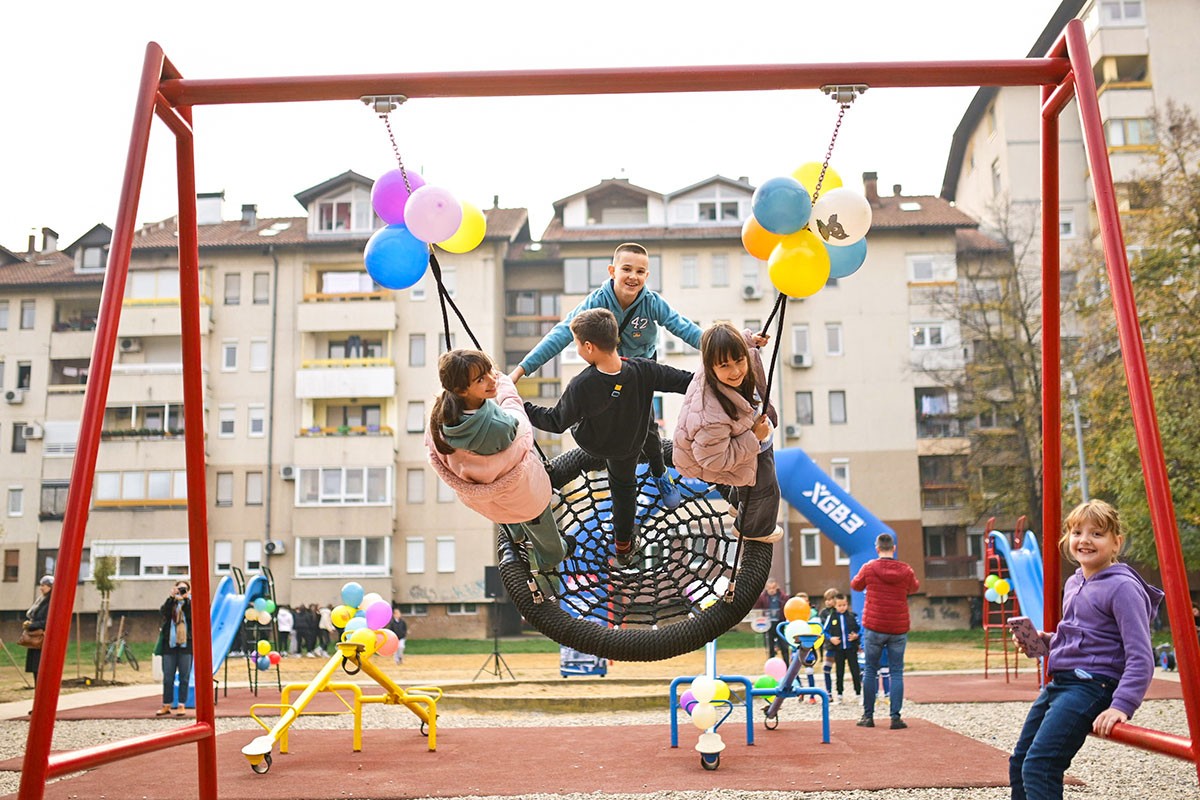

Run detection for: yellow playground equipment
[[241, 641, 441, 774]]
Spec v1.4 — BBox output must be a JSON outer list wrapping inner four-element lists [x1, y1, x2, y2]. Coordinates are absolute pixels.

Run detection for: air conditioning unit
[[264, 539, 287, 556], [790, 353, 813, 369], [279, 464, 297, 481], [22, 423, 43, 440], [3, 389, 25, 405], [741, 283, 763, 300], [663, 337, 681, 354], [119, 337, 142, 353], [784, 424, 801, 439]]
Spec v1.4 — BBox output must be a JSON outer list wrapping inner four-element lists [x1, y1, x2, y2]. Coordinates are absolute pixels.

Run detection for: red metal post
[[17, 42, 166, 800], [1062, 19, 1200, 772], [1040, 79, 1063, 637]]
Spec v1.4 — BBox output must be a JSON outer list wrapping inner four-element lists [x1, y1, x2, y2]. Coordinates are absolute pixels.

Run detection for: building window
[[563, 255, 662, 294], [252, 272, 270, 304], [829, 391, 847, 425], [406, 537, 425, 573], [407, 401, 425, 433], [680, 255, 699, 288], [320, 270, 376, 294], [406, 469, 425, 504], [795, 392, 814, 426], [397, 604, 428, 616], [3, 549, 17, 582], [126, 269, 179, 301], [20, 300, 36, 330], [800, 528, 821, 566], [447, 603, 478, 615], [215, 472, 234, 507], [711, 254, 729, 287], [1059, 208, 1076, 239], [40, 481, 70, 520], [409, 334, 426, 367], [437, 478, 455, 504], [12, 424, 28, 454], [1105, 117, 1155, 147], [295, 467, 391, 506], [911, 323, 946, 349], [245, 540, 262, 572], [222, 341, 238, 371], [297, 536, 389, 577], [0, 300, 8, 329], [791, 324, 810, 357], [698, 201, 740, 221], [17, 361, 31, 389], [246, 472, 264, 506], [317, 200, 352, 232], [1099, 0, 1145, 25], [90, 540, 189, 578], [248, 405, 266, 438], [224, 273, 241, 305], [218, 406, 236, 438], [7, 487, 23, 517], [214, 540, 232, 573], [834, 545, 850, 566], [436, 536, 455, 573], [831, 458, 850, 491], [991, 158, 1002, 197], [249, 340, 269, 372], [93, 470, 187, 505], [825, 323, 843, 356]]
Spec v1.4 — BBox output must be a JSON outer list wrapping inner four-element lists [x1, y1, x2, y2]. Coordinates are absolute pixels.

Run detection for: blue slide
[[176, 573, 270, 707], [989, 530, 1044, 628], [775, 448, 893, 615]]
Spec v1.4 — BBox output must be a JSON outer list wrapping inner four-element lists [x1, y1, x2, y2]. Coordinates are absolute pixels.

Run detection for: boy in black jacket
[[525, 308, 692, 567], [825, 593, 862, 702]]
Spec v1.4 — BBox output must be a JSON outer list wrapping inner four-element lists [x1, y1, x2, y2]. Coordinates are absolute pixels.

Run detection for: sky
[[1, 0, 1065, 250]]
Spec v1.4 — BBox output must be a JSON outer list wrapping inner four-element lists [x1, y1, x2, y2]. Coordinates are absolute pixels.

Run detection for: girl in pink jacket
[[426, 350, 567, 571], [672, 323, 782, 543]]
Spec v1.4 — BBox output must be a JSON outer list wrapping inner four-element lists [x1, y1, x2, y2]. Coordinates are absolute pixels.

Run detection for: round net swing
[[497, 441, 774, 662]]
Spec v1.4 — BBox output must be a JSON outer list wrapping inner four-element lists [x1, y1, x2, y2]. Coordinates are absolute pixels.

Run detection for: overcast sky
[[1, 0, 1064, 250]]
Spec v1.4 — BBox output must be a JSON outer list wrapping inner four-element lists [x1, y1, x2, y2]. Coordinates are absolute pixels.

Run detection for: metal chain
[[812, 102, 849, 204], [378, 112, 414, 195]]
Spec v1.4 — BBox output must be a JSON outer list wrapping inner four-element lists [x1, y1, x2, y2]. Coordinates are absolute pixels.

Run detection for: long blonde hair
[[430, 349, 494, 455], [1059, 498, 1124, 564]]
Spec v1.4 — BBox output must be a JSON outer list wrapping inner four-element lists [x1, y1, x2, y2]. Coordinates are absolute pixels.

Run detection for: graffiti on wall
[[407, 579, 485, 603]]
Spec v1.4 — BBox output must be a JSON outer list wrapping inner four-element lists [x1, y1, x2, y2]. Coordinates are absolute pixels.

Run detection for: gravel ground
[[2, 685, 1195, 799]]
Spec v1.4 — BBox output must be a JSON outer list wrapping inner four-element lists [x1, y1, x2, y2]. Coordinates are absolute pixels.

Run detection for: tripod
[[473, 604, 514, 681], [0, 636, 32, 687]]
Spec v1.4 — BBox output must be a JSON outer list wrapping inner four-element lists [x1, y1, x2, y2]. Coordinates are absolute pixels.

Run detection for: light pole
[[1065, 371, 1090, 502]]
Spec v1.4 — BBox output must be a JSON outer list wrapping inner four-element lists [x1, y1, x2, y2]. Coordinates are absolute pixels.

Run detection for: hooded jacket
[[1048, 562, 1164, 718], [426, 373, 551, 524], [850, 556, 919, 635], [672, 330, 776, 486], [518, 279, 702, 375]]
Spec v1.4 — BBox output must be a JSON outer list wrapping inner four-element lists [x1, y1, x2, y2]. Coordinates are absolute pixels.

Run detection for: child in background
[[818, 587, 839, 698], [1010, 499, 1163, 799], [672, 322, 782, 544], [426, 349, 567, 573], [510, 243, 701, 511], [524, 309, 692, 567], [825, 593, 862, 704]]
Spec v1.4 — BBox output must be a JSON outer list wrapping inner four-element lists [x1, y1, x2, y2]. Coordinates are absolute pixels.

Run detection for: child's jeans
[[639, 409, 666, 477], [731, 447, 781, 537], [502, 503, 565, 569], [862, 628, 906, 719], [833, 645, 862, 695], [1010, 670, 1117, 800]]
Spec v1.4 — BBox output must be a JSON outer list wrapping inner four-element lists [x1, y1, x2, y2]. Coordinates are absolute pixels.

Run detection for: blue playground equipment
[[174, 573, 270, 708], [989, 529, 1045, 627]]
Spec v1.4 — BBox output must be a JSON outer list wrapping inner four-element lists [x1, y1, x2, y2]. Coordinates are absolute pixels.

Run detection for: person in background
[[387, 607, 409, 664], [156, 580, 193, 717], [818, 587, 839, 698], [825, 593, 863, 704], [276, 604, 294, 657], [318, 604, 335, 651], [754, 577, 788, 663], [24, 576, 53, 687]]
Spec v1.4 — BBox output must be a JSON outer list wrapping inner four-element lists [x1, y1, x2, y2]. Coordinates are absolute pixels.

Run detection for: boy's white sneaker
[[735, 525, 784, 544]]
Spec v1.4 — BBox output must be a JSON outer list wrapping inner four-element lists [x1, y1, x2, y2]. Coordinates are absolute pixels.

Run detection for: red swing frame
[[18, 19, 1200, 797]]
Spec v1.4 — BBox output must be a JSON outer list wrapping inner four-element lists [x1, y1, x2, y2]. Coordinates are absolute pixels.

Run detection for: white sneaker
[[736, 525, 784, 544], [838, 694, 845, 705]]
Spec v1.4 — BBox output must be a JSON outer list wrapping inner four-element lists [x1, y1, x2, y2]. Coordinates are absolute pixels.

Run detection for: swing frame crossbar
[[18, 20, 1200, 798]]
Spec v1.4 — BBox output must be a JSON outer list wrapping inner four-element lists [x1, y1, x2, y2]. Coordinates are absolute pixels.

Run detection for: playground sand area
[[0, 645, 1194, 799]]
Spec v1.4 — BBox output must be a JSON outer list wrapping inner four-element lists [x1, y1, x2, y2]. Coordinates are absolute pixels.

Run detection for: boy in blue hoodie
[[1009, 499, 1164, 800], [510, 242, 701, 510]]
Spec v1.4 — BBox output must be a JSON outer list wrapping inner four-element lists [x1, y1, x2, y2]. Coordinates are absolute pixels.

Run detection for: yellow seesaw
[[241, 640, 441, 773]]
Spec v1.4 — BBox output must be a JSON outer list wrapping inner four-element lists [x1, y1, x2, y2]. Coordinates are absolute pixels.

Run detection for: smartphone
[[1007, 616, 1048, 659]]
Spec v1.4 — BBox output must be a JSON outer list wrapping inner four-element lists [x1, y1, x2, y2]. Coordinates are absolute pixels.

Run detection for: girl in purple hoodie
[[1009, 499, 1164, 800]]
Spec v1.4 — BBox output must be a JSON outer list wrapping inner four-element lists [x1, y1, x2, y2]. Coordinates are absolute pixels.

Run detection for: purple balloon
[[371, 169, 426, 225], [364, 601, 391, 630], [404, 185, 463, 244], [680, 690, 698, 714]]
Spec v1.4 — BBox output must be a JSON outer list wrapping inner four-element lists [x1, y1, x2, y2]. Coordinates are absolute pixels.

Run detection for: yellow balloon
[[792, 162, 843, 196], [711, 679, 730, 703], [768, 230, 831, 298], [256, 639, 271, 656], [994, 579, 1011, 596], [331, 604, 354, 628], [349, 627, 378, 655], [437, 201, 486, 254]]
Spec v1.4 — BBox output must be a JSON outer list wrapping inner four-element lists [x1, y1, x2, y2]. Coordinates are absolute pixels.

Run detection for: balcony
[[107, 363, 188, 404], [516, 377, 561, 400], [924, 555, 983, 581], [49, 329, 97, 360], [98, 436, 188, 468], [295, 360, 395, 399], [293, 429, 397, 464], [297, 295, 396, 332], [118, 300, 212, 338]]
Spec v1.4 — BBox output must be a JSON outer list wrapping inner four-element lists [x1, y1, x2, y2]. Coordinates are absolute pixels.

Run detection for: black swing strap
[[428, 250, 481, 352]]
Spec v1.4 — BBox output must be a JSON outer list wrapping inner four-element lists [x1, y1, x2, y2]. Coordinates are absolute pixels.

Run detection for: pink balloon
[[377, 629, 399, 657], [371, 169, 426, 225], [364, 600, 392, 630], [404, 185, 463, 244], [764, 657, 788, 680]]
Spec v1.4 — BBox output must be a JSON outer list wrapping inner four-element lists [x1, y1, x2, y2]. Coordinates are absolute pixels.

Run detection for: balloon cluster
[[254, 639, 281, 671], [329, 581, 402, 658], [984, 574, 1011, 603], [742, 162, 872, 299], [243, 596, 276, 626], [755, 656, 787, 701], [678, 674, 731, 732], [364, 169, 488, 290]]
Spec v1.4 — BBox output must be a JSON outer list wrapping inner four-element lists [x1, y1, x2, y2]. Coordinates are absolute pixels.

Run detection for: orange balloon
[[768, 230, 831, 299], [784, 596, 811, 622], [741, 216, 783, 261]]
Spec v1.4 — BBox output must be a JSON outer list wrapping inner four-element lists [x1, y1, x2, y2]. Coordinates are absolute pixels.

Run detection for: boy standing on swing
[[524, 308, 692, 567], [510, 242, 700, 510]]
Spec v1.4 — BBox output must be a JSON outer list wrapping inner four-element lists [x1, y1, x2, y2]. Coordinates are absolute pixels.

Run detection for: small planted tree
[[92, 555, 117, 681]]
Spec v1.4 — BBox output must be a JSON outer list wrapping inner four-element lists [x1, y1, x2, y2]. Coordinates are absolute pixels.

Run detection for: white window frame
[[249, 339, 269, 372], [437, 477, 455, 503], [214, 540, 233, 574], [791, 324, 811, 357], [406, 401, 425, 433], [7, 487, 23, 517], [221, 340, 238, 372], [406, 468, 426, 504], [911, 323, 947, 350], [215, 472, 234, 507], [224, 272, 241, 305], [409, 334, 426, 367], [244, 540, 262, 572], [680, 255, 699, 288], [406, 537, 426, 573], [91, 539, 190, 579], [831, 458, 850, 492], [245, 472, 264, 506], [218, 405, 236, 438], [295, 536, 389, 577], [825, 323, 843, 356], [252, 271, 270, 304], [1059, 208, 1076, 239], [447, 603, 478, 615], [295, 467, 392, 506], [710, 254, 730, 287], [800, 528, 821, 566], [829, 390, 848, 425], [20, 300, 36, 330], [834, 545, 851, 566], [436, 536, 455, 573], [248, 405, 266, 438], [908, 253, 956, 283]]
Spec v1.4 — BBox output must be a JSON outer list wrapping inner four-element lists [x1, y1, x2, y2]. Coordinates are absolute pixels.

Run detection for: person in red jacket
[[850, 532, 919, 730]]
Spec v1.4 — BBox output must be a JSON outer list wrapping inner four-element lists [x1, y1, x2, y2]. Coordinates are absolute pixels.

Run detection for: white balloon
[[808, 188, 872, 247], [691, 675, 717, 704], [691, 703, 718, 731], [360, 592, 384, 610]]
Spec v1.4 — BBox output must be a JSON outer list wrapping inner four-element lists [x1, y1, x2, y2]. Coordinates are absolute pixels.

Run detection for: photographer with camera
[[155, 580, 193, 718]]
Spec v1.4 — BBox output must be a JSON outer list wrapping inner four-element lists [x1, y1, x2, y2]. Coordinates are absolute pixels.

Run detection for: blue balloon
[[252, 597, 268, 613], [256, 655, 271, 671], [985, 587, 1001, 603], [752, 177, 812, 235], [344, 617, 368, 632], [363, 224, 429, 290], [827, 238, 868, 279], [341, 581, 365, 608]]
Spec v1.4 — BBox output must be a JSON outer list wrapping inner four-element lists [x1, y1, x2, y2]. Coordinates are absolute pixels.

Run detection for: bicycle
[[104, 616, 140, 673]]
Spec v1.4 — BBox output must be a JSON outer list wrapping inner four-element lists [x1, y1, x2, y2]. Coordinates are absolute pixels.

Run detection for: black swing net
[[425, 252, 793, 663]]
